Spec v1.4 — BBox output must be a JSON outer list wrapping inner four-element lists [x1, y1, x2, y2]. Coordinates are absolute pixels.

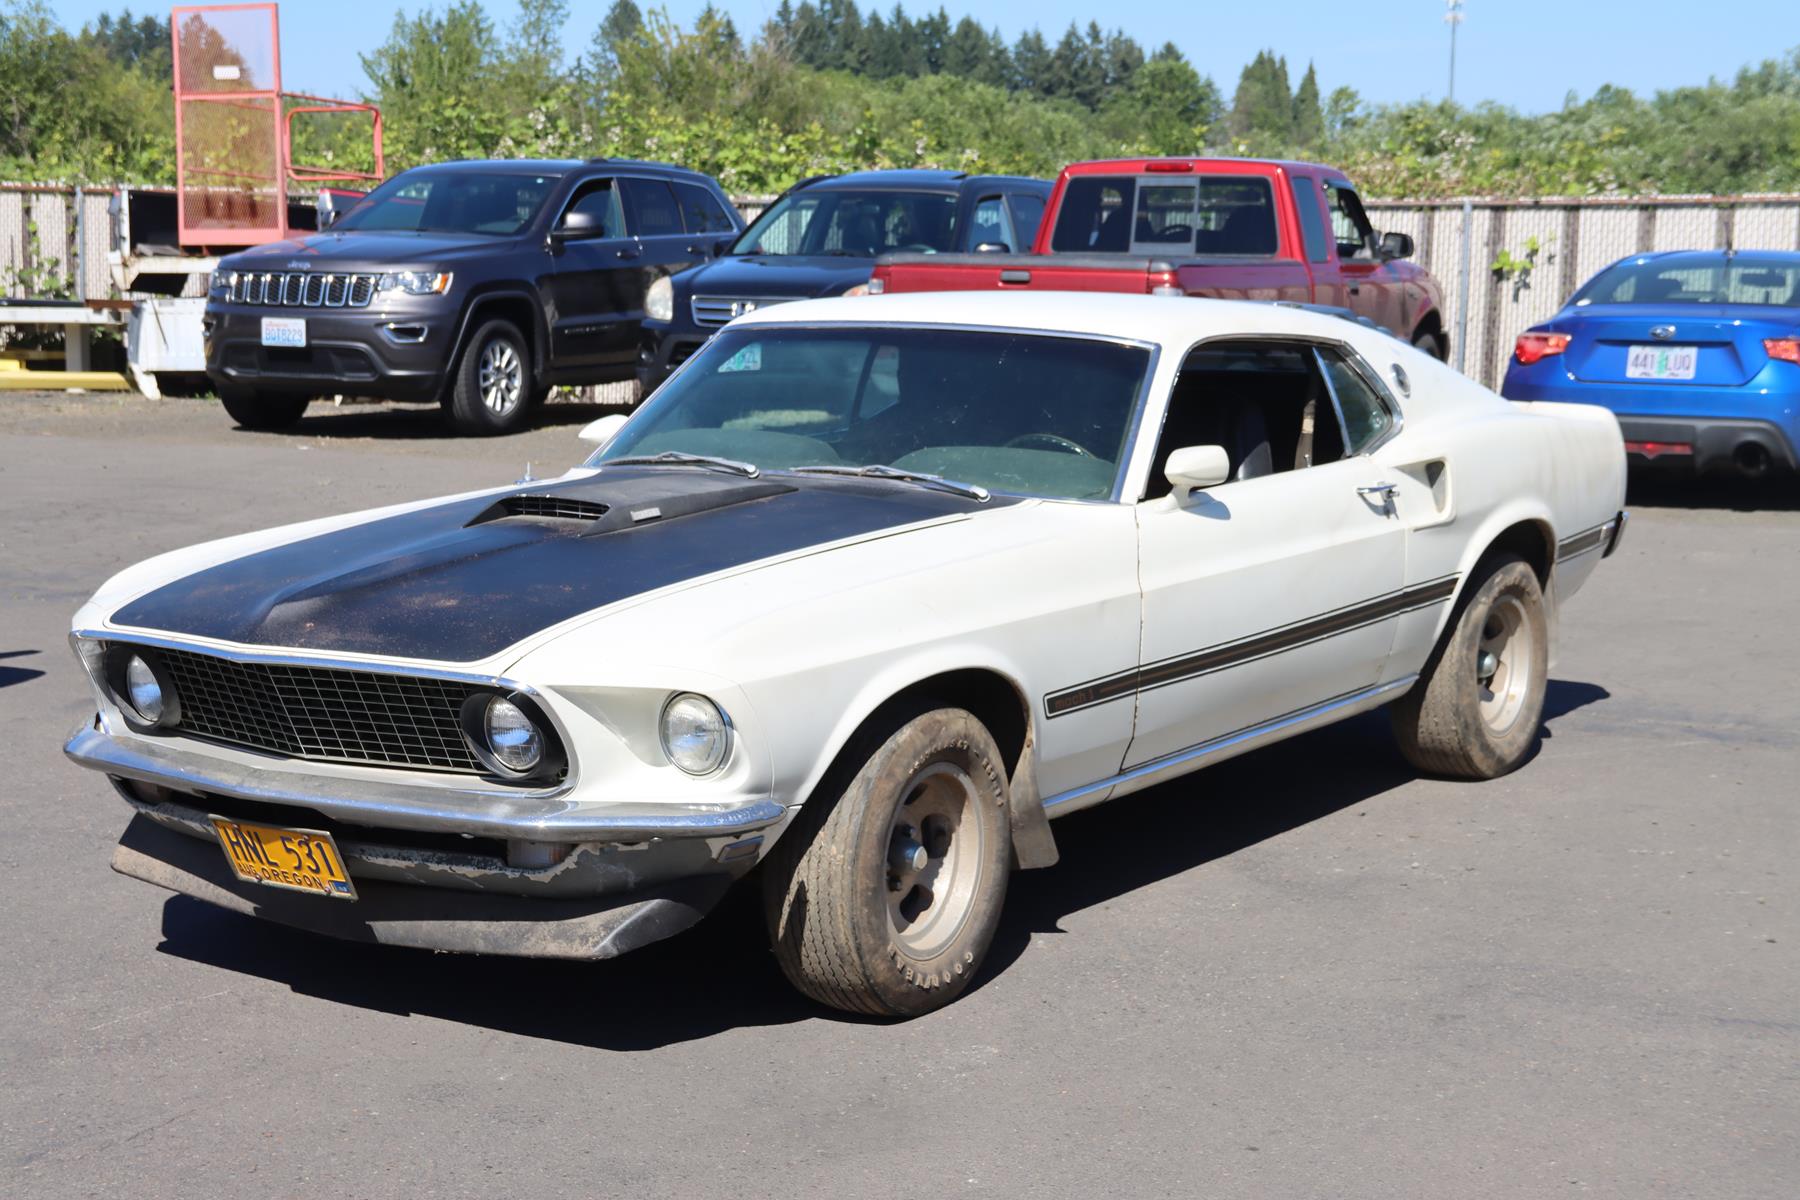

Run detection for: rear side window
[[674, 182, 736, 234], [1290, 176, 1330, 264], [1318, 348, 1396, 452], [622, 178, 682, 237], [1051, 177, 1136, 252]]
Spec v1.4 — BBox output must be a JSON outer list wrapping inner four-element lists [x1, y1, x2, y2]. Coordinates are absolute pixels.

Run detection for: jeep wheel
[[1390, 554, 1549, 779], [763, 705, 1013, 1017], [449, 318, 536, 435], [220, 390, 309, 430]]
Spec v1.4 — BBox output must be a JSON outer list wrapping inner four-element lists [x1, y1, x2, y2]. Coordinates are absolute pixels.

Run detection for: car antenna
[[517, 462, 535, 484]]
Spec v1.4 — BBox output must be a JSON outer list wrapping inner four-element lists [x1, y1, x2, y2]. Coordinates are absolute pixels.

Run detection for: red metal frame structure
[[171, 4, 384, 248]]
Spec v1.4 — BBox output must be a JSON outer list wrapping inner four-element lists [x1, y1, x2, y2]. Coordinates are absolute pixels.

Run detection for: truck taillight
[[1514, 332, 1570, 365], [1148, 267, 1179, 296], [1764, 338, 1800, 364]]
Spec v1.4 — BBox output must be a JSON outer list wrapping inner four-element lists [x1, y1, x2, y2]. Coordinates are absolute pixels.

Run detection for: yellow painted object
[[0, 358, 131, 391]]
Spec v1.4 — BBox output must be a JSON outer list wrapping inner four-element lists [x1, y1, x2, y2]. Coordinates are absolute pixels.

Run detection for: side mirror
[[578, 413, 629, 449], [1379, 231, 1414, 261], [552, 209, 603, 242], [973, 241, 1011, 254], [1164, 445, 1231, 494]]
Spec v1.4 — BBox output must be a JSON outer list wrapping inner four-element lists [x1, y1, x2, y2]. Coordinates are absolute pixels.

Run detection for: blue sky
[[57, 0, 1793, 112]]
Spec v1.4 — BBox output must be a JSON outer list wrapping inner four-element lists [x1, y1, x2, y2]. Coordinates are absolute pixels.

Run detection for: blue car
[[1502, 250, 1800, 480]]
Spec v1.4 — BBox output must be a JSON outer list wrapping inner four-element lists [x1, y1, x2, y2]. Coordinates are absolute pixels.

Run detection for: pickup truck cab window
[[1054, 175, 1278, 256], [1290, 176, 1331, 264], [1325, 181, 1377, 260]]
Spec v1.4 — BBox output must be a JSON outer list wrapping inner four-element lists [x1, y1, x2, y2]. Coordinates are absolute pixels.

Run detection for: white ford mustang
[[66, 293, 1626, 1015]]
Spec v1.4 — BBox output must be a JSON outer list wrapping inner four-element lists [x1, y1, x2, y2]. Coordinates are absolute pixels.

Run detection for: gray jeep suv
[[204, 158, 741, 435]]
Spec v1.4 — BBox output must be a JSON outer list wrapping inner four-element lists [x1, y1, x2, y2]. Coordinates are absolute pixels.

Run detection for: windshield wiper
[[791, 464, 989, 502], [605, 451, 760, 478]]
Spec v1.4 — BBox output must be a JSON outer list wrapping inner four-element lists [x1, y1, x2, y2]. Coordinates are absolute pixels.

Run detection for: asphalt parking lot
[[2, 393, 1795, 1199]]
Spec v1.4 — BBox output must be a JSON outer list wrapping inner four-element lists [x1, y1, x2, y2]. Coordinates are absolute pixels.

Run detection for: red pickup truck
[[869, 157, 1448, 358]]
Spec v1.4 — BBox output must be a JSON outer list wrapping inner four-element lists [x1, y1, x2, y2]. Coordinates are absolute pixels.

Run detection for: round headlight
[[123, 655, 166, 723], [484, 697, 543, 773], [645, 275, 674, 322], [660, 693, 729, 775]]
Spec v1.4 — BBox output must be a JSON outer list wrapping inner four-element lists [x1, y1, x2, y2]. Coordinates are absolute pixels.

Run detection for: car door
[[1324, 180, 1403, 334], [546, 175, 640, 371], [1123, 339, 1411, 773], [1288, 173, 1348, 309]]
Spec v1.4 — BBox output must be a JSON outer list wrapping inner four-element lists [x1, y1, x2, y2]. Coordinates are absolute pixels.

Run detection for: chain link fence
[[1369, 195, 1800, 389], [7, 185, 1799, 393]]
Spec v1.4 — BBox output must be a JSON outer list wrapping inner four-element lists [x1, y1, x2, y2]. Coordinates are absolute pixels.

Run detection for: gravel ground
[[2, 392, 1795, 1199]]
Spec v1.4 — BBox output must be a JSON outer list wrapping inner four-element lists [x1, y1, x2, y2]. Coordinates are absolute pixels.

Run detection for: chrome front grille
[[690, 295, 797, 327], [229, 271, 381, 308], [146, 645, 484, 773]]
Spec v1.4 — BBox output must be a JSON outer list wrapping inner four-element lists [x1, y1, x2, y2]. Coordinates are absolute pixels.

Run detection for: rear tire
[[220, 390, 309, 430], [1390, 554, 1548, 779], [448, 318, 537, 436], [763, 705, 1013, 1017]]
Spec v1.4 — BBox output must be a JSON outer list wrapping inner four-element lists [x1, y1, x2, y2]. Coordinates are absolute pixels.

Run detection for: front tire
[[220, 390, 309, 430], [1390, 554, 1549, 779], [763, 706, 1014, 1017], [448, 318, 537, 435]]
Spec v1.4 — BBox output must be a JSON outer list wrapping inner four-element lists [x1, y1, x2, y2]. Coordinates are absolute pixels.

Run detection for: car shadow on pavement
[[1626, 470, 1799, 513], [0, 649, 44, 689], [233, 399, 628, 442], [153, 680, 1610, 1048]]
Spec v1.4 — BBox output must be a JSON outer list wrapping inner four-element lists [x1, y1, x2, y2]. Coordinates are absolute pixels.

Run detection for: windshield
[[1574, 256, 1800, 307], [732, 190, 960, 257], [332, 170, 557, 236], [594, 327, 1151, 500]]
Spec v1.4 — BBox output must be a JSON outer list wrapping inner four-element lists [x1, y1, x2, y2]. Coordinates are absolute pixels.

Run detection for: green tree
[[1292, 61, 1323, 150], [1229, 49, 1294, 148]]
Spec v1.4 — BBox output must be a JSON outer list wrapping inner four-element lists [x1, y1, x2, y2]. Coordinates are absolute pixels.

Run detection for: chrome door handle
[[1357, 481, 1399, 498]]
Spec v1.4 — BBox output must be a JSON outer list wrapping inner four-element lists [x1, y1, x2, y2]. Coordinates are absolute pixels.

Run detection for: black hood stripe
[[112, 468, 1008, 663]]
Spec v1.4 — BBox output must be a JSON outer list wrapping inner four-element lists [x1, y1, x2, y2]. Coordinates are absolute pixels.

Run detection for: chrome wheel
[[477, 338, 524, 415], [886, 762, 985, 960], [1477, 593, 1535, 735]]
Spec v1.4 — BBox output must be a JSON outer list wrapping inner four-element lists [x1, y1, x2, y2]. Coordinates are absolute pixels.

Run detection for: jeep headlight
[[378, 271, 453, 296], [645, 275, 674, 322], [660, 693, 730, 775], [208, 270, 235, 299]]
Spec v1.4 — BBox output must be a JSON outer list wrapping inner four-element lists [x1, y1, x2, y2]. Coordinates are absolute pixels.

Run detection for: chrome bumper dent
[[65, 723, 786, 842]]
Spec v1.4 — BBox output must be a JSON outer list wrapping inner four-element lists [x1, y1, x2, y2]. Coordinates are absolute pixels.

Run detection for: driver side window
[[560, 179, 625, 238], [1325, 182, 1375, 260]]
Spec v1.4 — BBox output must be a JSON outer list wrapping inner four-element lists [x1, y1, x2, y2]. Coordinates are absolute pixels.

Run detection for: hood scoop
[[466, 471, 796, 535]]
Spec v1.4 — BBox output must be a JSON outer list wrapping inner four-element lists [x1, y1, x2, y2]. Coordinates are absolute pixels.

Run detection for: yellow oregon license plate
[[210, 817, 357, 901]]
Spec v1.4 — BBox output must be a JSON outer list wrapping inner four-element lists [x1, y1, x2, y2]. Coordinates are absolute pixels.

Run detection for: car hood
[[221, 230, 514, 271], [107, 468, 1006, 663], [677, 254, 876, 299]]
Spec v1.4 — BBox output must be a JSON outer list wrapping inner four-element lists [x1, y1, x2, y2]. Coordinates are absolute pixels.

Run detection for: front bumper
[[204, 302, 454, 400], [68, 721, 788, 958], [636, 317, 714, 395]]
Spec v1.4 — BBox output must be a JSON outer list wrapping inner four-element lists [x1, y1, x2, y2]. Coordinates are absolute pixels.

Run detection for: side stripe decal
[[1043, 575, 1460, 719]]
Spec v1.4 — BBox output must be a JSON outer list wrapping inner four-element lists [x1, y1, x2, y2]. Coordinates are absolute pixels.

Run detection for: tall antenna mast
[[1445, 0, 1466, 104]]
